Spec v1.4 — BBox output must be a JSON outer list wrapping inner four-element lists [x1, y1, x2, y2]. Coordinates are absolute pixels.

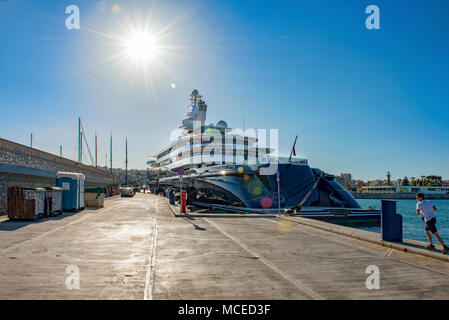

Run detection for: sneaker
[[443, 247, 449, 254], [426, 244, 436, 250]]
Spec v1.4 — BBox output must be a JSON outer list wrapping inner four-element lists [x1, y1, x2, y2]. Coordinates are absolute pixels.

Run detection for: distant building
[[360, 185, 449, 195], [368, 179, 385, 187], [336, 173, 353, 190], [111, 168, 149, 186]]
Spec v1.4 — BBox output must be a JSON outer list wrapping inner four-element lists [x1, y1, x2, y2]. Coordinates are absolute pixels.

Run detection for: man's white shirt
[[417, 200, 436, 222]]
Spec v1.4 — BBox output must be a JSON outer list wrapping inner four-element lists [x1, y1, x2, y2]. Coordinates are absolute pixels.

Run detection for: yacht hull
[[156, 163, 362, 210]]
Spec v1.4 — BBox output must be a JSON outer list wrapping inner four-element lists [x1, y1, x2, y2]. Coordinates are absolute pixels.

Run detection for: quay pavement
[[1, 193, 449, 299]]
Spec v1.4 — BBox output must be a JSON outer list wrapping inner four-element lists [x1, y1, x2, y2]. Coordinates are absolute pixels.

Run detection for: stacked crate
[[7, 187, 37, 220]]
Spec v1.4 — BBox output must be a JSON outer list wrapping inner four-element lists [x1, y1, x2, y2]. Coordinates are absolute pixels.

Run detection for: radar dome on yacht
[[216, 120, 228, 129]]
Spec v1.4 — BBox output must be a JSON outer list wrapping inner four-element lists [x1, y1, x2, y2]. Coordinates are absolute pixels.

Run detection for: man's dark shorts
[[425, 218, 438, 233]]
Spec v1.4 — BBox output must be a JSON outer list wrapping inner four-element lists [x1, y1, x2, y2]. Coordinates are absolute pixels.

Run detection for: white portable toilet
[[77, 173, 86, 210]]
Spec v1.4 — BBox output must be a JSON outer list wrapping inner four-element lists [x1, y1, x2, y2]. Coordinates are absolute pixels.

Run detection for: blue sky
[[0, 0, 448, 180]]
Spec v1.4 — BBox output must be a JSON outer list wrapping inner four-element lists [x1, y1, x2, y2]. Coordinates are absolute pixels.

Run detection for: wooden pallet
[[7, 187, 23, 220], [7, 187, 37, 221]]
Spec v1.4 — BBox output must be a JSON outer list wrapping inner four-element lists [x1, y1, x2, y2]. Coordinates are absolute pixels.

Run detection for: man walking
[[416, 193, 449, 254]]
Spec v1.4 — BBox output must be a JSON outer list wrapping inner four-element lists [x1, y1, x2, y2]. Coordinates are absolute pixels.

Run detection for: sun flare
[[125, 32, 157, 62], [76, 4, 199, 101]]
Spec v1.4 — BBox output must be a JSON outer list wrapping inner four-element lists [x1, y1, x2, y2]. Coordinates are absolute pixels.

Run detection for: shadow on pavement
[[0, 211, 80, 231], [181, 215, 207, 231]]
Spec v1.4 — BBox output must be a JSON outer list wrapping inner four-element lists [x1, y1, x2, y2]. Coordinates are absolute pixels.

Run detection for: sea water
[[357, 199, 449, 243]]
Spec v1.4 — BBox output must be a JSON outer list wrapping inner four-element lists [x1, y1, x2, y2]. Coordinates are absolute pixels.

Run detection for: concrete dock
[[1, 193, 449, 300]]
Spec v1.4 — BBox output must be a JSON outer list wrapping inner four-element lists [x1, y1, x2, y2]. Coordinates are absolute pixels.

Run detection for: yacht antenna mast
[[125, 137, 128, 185]]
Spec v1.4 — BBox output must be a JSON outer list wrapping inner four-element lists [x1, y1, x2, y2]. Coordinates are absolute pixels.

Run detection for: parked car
[[120, 187, 135, 197]]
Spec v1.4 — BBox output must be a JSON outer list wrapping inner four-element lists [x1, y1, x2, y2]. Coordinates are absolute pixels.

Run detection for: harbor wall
[[0, 137, 118, 215], [354, 193, 449, 200]]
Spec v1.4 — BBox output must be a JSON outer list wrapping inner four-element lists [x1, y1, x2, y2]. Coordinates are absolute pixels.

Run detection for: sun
[[74, 4, 199, 101], [125, 32, 157, 62]]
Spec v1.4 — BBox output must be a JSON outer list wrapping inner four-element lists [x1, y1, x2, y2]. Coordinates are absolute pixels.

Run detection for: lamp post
[[276, 170, 281, 214]]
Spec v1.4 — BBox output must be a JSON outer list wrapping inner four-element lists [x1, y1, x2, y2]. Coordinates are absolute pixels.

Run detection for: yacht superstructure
[[150, 89, 289, 172]]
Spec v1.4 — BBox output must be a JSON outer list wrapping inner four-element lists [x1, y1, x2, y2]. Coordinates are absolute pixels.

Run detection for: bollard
[[381, 200, 403, 242], [169, 190, 175, 205], [180, 190, 187, 214]]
